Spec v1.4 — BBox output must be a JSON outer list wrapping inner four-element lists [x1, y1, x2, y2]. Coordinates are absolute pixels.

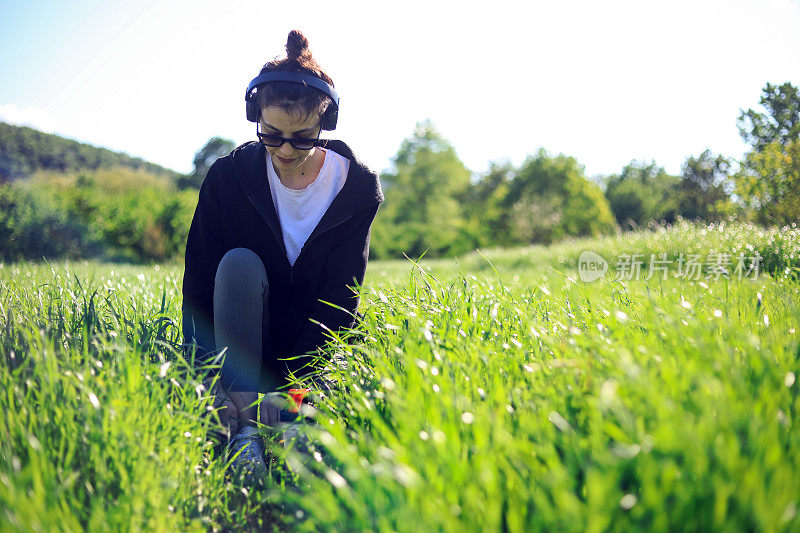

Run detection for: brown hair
[[256, 30, 335, 126]]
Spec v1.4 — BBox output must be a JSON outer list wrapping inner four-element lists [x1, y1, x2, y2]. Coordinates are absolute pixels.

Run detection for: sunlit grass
[[1, 220, 799, 531]]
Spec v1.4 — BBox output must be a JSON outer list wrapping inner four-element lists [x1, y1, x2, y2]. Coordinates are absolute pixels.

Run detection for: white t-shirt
[[266, 148, 350, 266]]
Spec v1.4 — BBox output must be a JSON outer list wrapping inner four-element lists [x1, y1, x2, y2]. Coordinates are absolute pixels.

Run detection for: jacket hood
[[227, 139, 384, 211]]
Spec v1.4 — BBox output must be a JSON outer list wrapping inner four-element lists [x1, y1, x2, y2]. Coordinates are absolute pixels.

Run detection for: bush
[[0, 182, 96, 261], [0, 168, 198, 263]]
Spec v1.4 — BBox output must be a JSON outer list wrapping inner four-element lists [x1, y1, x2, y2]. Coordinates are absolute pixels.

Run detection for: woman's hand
[[203, 378, 240, 439], [259, 392, 286, 428], [216, 394, 240, 438]]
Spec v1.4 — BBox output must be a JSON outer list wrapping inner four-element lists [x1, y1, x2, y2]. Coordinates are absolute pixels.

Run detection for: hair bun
[[286, 30, 312, 61]]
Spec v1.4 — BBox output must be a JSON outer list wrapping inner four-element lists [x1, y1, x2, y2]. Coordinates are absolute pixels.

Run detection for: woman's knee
[[214, 248, 268, 294]]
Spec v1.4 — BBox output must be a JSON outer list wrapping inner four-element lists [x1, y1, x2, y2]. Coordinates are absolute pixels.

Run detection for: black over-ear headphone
[[245, 70, 340, 130]]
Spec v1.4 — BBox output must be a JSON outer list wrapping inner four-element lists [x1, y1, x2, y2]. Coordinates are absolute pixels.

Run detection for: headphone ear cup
[[321, 104, 338, 130], [246, 97, 260, 123]]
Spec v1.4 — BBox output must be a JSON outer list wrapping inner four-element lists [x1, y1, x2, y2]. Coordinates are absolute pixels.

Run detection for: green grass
[[1, 220, 799, 531]]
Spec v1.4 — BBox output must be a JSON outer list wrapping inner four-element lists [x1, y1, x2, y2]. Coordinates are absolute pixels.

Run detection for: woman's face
[[259, 106, 322, 172]]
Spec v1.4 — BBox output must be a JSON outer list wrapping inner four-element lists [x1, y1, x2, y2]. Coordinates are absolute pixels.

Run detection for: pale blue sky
[[1, 0, 799, 178]]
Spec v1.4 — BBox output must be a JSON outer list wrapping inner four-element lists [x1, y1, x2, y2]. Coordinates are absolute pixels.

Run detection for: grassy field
[[1, 221, 799, 531]]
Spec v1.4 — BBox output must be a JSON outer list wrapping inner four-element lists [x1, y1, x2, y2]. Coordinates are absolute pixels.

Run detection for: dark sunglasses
[[256, 123, 322, 150]]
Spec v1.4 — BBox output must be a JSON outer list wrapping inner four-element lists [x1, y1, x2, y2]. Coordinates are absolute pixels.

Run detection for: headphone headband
[[245, 70, 339, 107]]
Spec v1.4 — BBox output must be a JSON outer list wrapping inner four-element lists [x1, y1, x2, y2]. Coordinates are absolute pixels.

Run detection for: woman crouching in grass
[[181, 29, 383, 477]]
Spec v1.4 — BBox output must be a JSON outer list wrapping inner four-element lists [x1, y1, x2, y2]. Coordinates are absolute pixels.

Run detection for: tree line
[[0, 81, 797, 263], [371, 81, 798, 259]]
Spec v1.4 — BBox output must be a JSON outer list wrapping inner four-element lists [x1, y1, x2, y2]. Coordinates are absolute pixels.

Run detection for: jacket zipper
[[247, 193, 352, 286], [264, 222, 295, 283], [291, 214, 352, 281]]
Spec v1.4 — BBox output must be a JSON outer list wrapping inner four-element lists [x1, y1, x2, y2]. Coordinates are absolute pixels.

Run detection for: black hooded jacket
[[181, 139, 384, 388]]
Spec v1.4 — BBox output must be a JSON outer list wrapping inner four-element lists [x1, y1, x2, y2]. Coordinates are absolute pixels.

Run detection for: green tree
[[604, 160, 680, 227], [178, 137, 236, 190], [676, 150, 734, 221], [502, 149, 616, 244], [461, 161, 516, 247], [735, 140, 800, 225], [737, 82, 800, 151], [370, 120, 474, 259], [734, 82, 800, 225]]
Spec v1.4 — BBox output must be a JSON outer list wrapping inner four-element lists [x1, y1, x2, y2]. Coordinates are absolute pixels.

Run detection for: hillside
[[0, 121, 182, 181]]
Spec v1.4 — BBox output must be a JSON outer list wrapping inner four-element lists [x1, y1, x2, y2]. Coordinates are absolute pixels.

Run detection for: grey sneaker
[[227, 425, 267, 478]]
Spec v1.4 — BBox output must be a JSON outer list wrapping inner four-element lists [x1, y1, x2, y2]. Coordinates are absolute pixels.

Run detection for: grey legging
[[213, 247, 279, 393]]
